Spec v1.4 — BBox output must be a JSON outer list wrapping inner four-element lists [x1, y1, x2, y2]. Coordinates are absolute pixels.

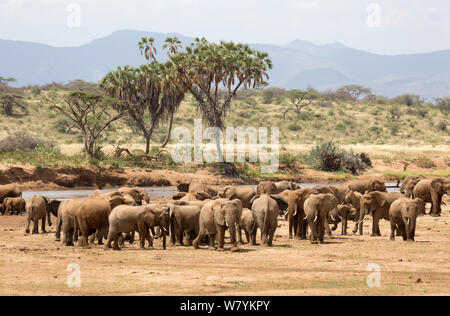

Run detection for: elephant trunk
[[161, 226, 167, 250]]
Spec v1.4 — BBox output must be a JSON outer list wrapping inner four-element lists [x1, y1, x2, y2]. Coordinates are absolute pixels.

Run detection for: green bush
[[287, 123, 302, 131], [0, 131, 57, 153]]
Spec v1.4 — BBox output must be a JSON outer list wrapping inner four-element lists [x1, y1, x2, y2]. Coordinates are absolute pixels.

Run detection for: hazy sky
[[0, 0, 449, 55]]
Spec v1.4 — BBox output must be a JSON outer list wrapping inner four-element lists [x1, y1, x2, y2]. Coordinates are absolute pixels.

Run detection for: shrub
[[305, 141, 370, 174], [0, 131, 57, 153], [415, 157, 436, 169], [437, 121, 447, 131], [287, 122, 302, 131]]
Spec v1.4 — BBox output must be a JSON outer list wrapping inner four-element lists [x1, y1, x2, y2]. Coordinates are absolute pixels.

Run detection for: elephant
[[237, 208, 256, 244], [249, 194, 287, 246], [353, 191, 404, 236], [326, 184, 349, 204], [217, 185, 256, 208], [274, 181, 300, 193], [176, 183, 190, 193], [171, 191, 212, 202], [400, 176, 424, 198], [303, 193, 338, 244], [0, 183, 22, 203], [2, 197, 25, 215], [117, 187, 150, 205], [188, 183, 220, 197], [413, 178, 450, 216], [165, 202, 202, 246], [287, 187, 333, 240], [327, 204, 358, 236], [257, 181, 277, 195], [55, 199, 85, 245], [25, 196, 61, 234], [105, 204, 168, 250], [344, 190, 362, 212], [74, 196, 134, 248], [347, 178, 386, 194], [0, 204, 4, 215], [389, 198, 425, 242], [88, 190, 123, 199], [193, 198, 243, 252]]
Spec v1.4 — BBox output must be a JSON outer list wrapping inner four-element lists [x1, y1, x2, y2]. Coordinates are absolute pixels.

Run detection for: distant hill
[[1, 30, 450, 99]]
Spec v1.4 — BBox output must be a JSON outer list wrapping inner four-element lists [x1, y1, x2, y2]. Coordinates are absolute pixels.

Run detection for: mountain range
[[1, 30, 449, 99]]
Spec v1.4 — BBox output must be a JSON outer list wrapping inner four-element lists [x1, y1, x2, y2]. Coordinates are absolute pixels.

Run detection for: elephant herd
[[0, 176, 449, 251]]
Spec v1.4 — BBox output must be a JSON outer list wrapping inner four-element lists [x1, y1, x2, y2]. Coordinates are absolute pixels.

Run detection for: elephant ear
[[212, 201, 226, 226], [225, 186, 237, 199], [248, 195, 260, 210], [42, 196, 51, 205], [196, 191, 212, 201], [231, 199, 243, 212], [270, 194, 288, 213]]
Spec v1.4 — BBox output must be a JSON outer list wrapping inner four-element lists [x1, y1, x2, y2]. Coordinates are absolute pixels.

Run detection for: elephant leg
[[319, 219, 325, 244], [174, 224, 182, 246], [97, 227, 107, 245], [41, 214, 47, 233], [266, 226, 275, 247], [288, 215, 294, 239], [400, 224, 407, 241], [295, 216, 302, 239], [32, 218, 39, 234], [342, 219, 348, 236], [371, 216, 379, 236], [193, 226, 206, 249], [217, 226, 225, 251], [208, 233, 216, 250], [118, 234, 125, 248], [229, 223, 238, 252], [66, 228, 74, 246], [74, 229, 79, 242], [389, 220, 396, 241], [104, 230, 114, 250], [244, 230, 250, 244], [324, 217, 332, 238], [112, 233, 121, 250], [147, 228, 154, 249], [237, 224, 244, 244], [55, 214, 62, 241]]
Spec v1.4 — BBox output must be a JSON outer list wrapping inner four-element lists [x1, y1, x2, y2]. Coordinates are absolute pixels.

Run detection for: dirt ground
[[0, 198, 449, 296]]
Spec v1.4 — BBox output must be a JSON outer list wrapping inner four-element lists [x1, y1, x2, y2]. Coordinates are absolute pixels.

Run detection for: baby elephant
[[2, 197, 26, 215], [238, 208, 256, 245], [389, 198, 425, 242], [25, 196, 61, 234], [105, 204, 169, 250]]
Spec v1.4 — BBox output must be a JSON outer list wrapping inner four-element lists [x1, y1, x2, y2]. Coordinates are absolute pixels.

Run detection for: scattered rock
[[415, 278, 423, 283]]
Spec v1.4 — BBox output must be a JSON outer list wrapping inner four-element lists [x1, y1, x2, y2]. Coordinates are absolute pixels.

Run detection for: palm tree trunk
[[160, 110, 175, 148]]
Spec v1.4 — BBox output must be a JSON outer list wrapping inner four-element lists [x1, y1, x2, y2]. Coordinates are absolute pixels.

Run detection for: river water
[[21, 183, 400, 201]]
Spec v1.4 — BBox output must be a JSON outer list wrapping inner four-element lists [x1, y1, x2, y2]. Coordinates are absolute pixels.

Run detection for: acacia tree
[[169, 38, 272, 160], [283, 89, 320, 119], [101, 37, 185, 154], [0, 76, 16, 93], [47, 91, 125, 160], [336, 85, 371, 101]]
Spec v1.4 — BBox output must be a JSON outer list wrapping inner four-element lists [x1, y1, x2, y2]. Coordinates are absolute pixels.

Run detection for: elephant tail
[[263, 198, 270, 234]]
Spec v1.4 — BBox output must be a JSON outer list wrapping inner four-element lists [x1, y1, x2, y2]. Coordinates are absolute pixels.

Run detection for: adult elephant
[[353, 191, 404, 236], [326, 184, 349, 204], [0, 183, 22, 203], [105, 204, 168, 250], [165, 202, 202, 246], [193, 198, 243, 252], [188, 183, 220, 197], [55, 199, 85, 246], [25, 196, 61, 234], [413, 178, 450, 216], [217, 185, 256, 208], [257, 181, 277, 195], [118, 187, 150, 205], [249, 194, 287, 246], [304, 193, 338, 244], [2, 197, 26, 215], [74, 196, 133, 248], [274, 181, 300, 193], [344, 190, 362, 212], [400, 176, 424, 198], [389, 198, 425, 242], [287, 187, 333, 239], [347, 178, 386, 194]]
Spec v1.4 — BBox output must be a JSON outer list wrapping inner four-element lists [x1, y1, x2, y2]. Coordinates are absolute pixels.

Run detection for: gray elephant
[[344, 190, 362, 212], [25, 196, 61, 234], [217, 185, 256, 208], [327, 204, 358, 236], [323, 184, 349, 204], [165, 202, 202, 246], [249, 194, 287, 246], [193, 198, 243, 252], [389, 198, 425, 242], [413, 178, 450, 216], [2, 197, 26, 215], [0, 183, 22, 203], [304, 193, 338, 244], [274, 181, 300, 193], [237, 208, 256, 244], [188, 183, 221, 196], [117, 187, 150, 205], [55, 199, 85, 245], [354, 191, 404, 236], [347, 178, 386, 194], [105, 204, 168, 250], [256, 181, 277, 195], [400, 176, 424, 198]]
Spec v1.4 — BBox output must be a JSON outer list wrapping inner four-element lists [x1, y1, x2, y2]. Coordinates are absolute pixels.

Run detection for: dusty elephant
[[217, 185, 256, 208], [304, 193, 338, 244], [237, 208, 256, 244], [327, 204, 358, 236], [2, 197, 26, 215], [105, 204, 168, 250], [413, 178, 450, 216], [400, 176, 424, 198], [193, 198, 243, 252], [344, 190, 362, 212], [25, 196, 61, 234], [389, 198, 425, 242], [74, 196, 134, 248], [165, 202, 201, 246], [354, 191, 404, 236], [55, 199, 85, 246], [118, 187, 150, 205], [188, 183, 220, 197], [274, 181, 300, 193], [257, 181, 277, 195], [327, 184, 350, 204], [249, 194, 287, 246], [0, 183, 22, 203], [347, 178, 386, 194]]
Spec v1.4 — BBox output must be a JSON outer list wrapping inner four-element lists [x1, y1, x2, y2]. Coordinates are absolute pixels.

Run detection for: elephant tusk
[[338, 215, 343, 220], [304, 216, 307, 220], [358, 214, 367, 224], [313, 216, 317, 222], [331, 214, 336, 222], [293, 211, 297, 217]]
